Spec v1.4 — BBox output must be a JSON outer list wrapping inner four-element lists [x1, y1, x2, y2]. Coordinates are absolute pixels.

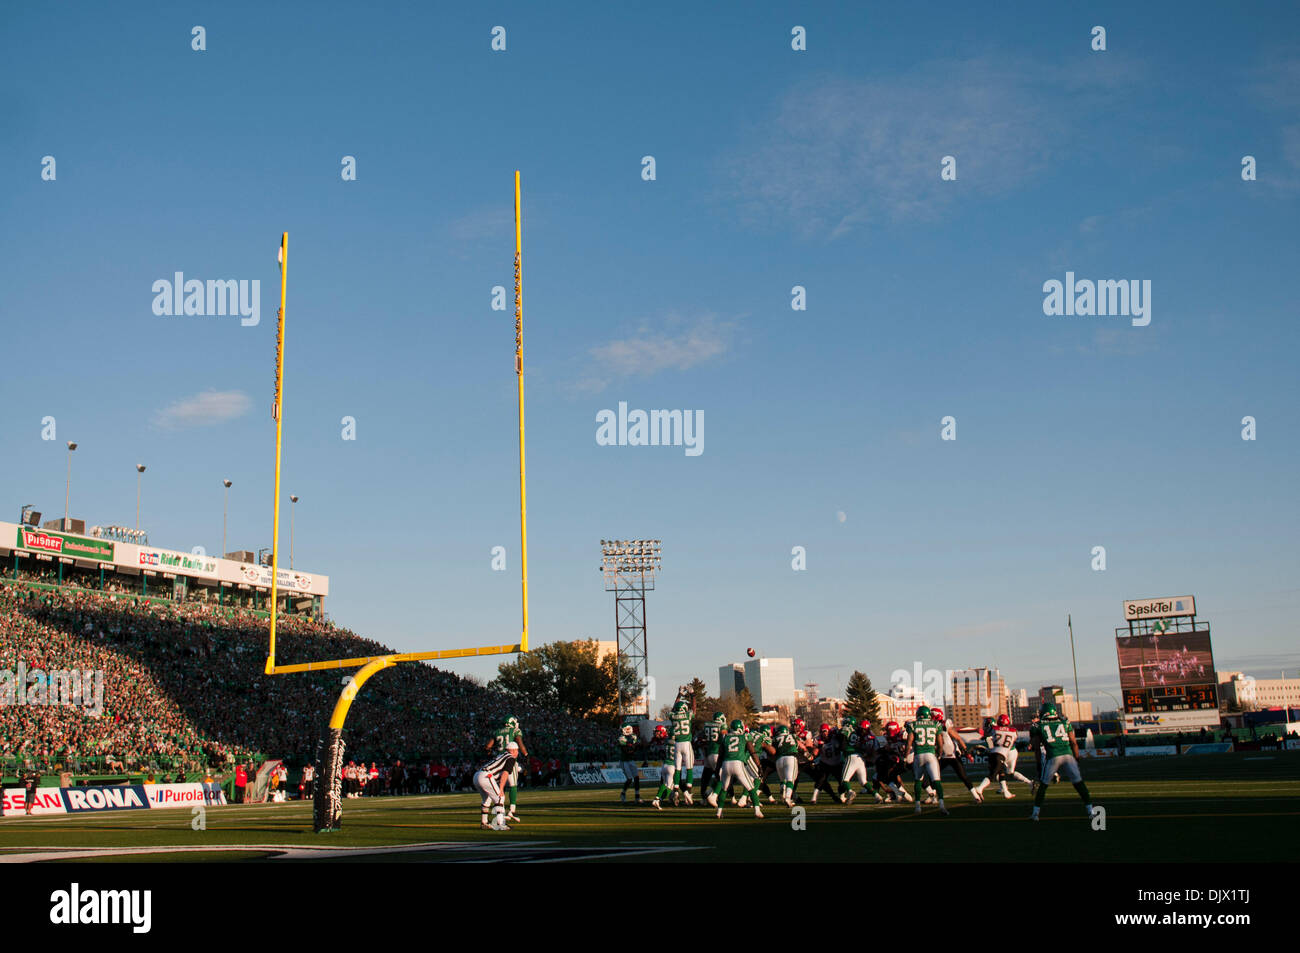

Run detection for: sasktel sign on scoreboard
[[1116, 596, 1220, 734]]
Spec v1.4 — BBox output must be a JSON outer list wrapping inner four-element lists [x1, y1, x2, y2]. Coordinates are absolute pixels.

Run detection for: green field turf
[[1, 753, 1296, 863]]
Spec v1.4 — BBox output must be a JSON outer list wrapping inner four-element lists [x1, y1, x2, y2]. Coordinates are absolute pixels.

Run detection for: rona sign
[[1124, 596, 1196, 621]]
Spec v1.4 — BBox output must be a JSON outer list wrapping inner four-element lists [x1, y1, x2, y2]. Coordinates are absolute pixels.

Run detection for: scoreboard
[[1123, 683, 1218, 714], [1115, 619, 1220, 734]]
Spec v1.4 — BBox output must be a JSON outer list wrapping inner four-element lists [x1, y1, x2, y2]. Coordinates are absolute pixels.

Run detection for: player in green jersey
[[650, 725, 676, 809], [905, 706, 949, 815], [669, 695, 696, 805], [707, 719, 765, 819], [698, 712, 726, 796], [772, 723, 804, 806], [1027, 704, 1094, 821], [484, 715, 527, 822]]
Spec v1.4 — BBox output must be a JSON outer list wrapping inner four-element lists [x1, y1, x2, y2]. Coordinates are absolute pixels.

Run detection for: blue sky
[[2, 2, 1298, 712]]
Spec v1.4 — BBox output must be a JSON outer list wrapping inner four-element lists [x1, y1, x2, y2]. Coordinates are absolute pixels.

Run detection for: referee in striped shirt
[[474, 742, 519, 830]]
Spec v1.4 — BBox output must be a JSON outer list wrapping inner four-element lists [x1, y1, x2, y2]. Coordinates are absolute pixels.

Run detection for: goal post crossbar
[[268, 643, 523, 675]]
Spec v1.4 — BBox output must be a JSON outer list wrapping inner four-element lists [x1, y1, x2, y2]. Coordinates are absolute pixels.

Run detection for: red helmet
[[653, 724, 667, 738], [793, 717, 806, 731], [997, 713, 1011, 728], [885, 721, 901, 738], [859, 718, 871, 732], [819, 723, 832, 738], [932, 707, 945, 723]]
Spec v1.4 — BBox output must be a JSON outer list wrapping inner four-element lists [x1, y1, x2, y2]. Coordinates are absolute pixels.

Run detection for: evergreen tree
[[844, 670, 882, 727]]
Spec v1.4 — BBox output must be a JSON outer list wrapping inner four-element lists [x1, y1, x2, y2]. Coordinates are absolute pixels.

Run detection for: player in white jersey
[[930, 708, 983, 803], [973, 714, 1036, 799], [473, 742, 518, 829]]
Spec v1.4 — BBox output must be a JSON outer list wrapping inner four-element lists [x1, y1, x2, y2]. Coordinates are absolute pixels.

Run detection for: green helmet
[[1039, 703, 1059, 720], [505, 716, 519, 730], [729, 719, 744, 731], [916, 705, 932, 721], [713, 712, 726, 724]]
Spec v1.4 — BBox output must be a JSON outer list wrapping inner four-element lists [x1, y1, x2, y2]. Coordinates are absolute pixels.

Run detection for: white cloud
[[721, 57, 1144, 239], [152, 390, 252, 430], [587, 314, 732, 382]]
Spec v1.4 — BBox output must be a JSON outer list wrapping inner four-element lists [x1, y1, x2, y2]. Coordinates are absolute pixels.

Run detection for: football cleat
[[914, 804, 923, 815], [939, 805, 950, 816], [753, 805, 764, 819], [651, 798, 661, 810], [683, 790, 693, 805], [972, 788, 984, 803], [845, 790, 857, 805], [706, 791, 718, 808], [716, 807, 724, 819]]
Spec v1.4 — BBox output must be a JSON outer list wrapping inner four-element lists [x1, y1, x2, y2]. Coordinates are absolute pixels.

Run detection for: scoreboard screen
[[1116, 628, 1219, 714]]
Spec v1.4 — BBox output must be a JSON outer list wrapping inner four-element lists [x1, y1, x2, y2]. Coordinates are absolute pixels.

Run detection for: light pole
[[222, 479, 232, 557], [135, 464, 146, 531], [290, 495, 298, 569], [600, 539, 663, 719], [64, 442, 77, 529]]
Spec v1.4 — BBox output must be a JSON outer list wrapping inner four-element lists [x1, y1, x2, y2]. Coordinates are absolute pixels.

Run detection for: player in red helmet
[[921, 707, 983, 804], [975, 714, 1035, 799], [810, 723, 841, 803], [872, 721, 913, 803]]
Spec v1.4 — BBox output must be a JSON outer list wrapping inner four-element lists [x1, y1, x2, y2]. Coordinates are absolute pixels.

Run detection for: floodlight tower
[[601, 539, 662, 719]]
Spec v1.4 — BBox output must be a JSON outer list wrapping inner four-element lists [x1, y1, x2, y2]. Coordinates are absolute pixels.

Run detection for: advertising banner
[[218, 561, 325, 595], [1123, 709, 1221, 734], [1123, 596, 1196, 621], [0, 782, 227, 817], [133, 547, 219, 579], [15, 528, 114, 562]]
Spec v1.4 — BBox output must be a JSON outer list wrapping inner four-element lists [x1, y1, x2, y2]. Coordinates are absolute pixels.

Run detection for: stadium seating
[[0, 582, 610, 776]]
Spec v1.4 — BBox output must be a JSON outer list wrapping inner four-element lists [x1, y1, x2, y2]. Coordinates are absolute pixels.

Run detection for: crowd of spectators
[[0, 581, 610, 776]]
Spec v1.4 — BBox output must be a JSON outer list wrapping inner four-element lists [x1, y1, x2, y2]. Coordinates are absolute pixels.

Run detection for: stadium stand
[[0, 581, 610, 777]]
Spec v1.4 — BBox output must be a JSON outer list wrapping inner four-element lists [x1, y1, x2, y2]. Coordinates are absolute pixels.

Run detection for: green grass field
[[2, 753, 1296, 863]]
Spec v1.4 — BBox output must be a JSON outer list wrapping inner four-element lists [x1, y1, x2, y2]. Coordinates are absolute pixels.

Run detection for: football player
[[1028, 703, 1095, 821], [931, 707, 983, 803], [746, 723, 777, 804], [484, 715, 527, 822], [651, 724, 676, 809], [837, 714, 869, 804], [973, 714, 1036, 799], [474, 741, 519, 829], [771, 723, 804, 806], [708, 719, 765, 819], [871, 721, 913, 803], [790, 717, 814, 803], [617, 722, 645, 804], [698, 711, 726, 796], [670, 693, 696, 805], [810, 722, 841, 803], [905, 705, 949, 815]]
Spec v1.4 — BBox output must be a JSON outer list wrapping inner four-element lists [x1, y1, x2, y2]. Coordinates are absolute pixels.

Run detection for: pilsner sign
[[1123, 595, 1195, 621]]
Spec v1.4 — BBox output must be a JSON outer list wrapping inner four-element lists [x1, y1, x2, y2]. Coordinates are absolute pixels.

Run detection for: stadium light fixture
[[222, 479, 233, 557], [290, 494, 299, 569], [63, 442, 77, 530], [135, 464, 147, 531]]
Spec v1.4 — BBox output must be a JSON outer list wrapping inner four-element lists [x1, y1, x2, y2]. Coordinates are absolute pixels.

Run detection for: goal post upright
[[260, 177, 532, 830], [266, 231, 288, 676], [515, 170, 529, 653]]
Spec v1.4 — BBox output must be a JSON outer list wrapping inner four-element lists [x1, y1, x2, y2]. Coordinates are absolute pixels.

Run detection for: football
[[746, 647, 755, 658]]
